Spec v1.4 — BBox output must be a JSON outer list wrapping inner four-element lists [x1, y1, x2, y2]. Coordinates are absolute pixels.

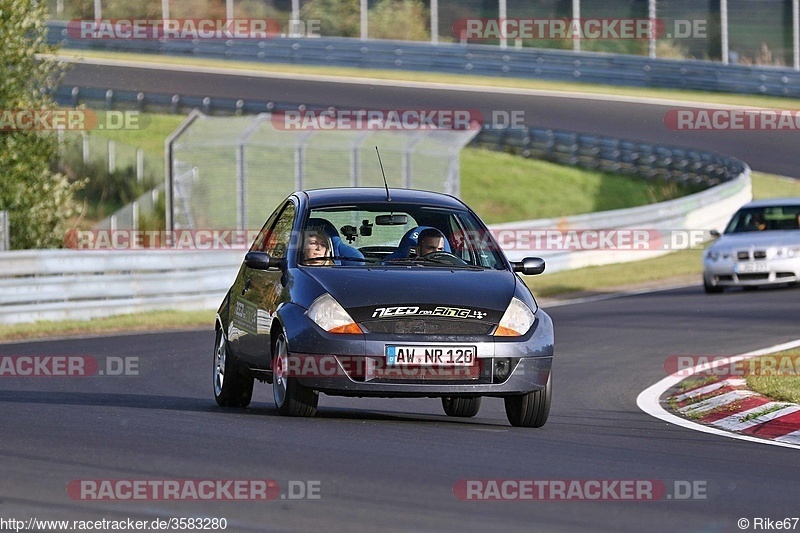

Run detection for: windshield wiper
[[383, 256, 486, 270], [330, 256, 380, 263]]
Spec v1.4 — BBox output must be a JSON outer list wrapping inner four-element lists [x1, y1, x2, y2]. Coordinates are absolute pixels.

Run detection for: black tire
[[504, 374, 551, 428], [442, 396, 482, 418], [213, 328, 254, 407], [703, 277, 724, 294], [272, 332, 319, 417]]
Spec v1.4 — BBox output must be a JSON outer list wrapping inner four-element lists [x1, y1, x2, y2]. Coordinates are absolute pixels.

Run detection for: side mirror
[[245, 251, 281, 270], [512, 257, 546, 276], [710, 229, 721, 238]]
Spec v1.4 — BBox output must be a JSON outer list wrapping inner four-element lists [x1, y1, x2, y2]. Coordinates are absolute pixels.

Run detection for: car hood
[[302, 267, 517, 322], [712, 230, 800, 251]]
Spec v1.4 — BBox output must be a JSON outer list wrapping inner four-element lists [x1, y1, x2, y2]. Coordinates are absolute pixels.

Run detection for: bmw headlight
[[494, 297, 535, 337], [306, 293, 363, 334]]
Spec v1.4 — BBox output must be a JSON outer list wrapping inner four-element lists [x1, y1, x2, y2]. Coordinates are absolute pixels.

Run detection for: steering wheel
[[419, 251, 468, 266]]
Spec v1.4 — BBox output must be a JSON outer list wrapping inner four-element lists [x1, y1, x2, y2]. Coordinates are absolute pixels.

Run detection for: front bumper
[[704, 258, 800, 287], [277, 303, 554, 397]]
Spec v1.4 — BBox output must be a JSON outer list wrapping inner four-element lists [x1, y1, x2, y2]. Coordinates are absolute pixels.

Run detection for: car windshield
[[724, 205, 800, 234], [300, 203, 506, 269]]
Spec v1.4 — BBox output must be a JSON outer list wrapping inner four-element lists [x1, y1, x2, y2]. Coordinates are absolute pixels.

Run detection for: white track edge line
[[637, 338, 800, 450]]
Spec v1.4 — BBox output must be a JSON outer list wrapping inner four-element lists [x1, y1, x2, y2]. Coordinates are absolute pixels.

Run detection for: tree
[[370, 0, 429, 41], [301, 0, 361, 38], [0, 0, 82, 249]]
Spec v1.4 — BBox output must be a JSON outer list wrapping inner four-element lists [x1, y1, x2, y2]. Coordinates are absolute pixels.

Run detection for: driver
[[415, 228, 446, 257]]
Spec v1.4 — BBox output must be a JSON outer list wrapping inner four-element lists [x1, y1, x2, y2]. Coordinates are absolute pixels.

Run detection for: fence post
[[108, 140, 116, 173], [136, 148, 144, 184], [236, 142, 247, 231], [0, 211, 9, 252], [132, 201, 140, 236]]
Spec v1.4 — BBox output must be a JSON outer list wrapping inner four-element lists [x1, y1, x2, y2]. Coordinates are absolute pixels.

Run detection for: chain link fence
[[46, 0, 799, 65], [167, 111, 479, 231]]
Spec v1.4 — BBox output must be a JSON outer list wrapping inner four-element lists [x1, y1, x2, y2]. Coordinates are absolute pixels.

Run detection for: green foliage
[[58, 137, 158, 221], [301, 0, 429, 40], [0, 0, 82, 249], [301, 0, 361, 38], [369, 0, 429, 41]]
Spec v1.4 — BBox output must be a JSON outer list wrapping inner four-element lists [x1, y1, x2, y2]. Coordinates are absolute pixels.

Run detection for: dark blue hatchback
[[213, 188, 553, 427]]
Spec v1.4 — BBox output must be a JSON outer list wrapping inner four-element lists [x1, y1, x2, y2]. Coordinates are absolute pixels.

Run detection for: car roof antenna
[[375, 146, 391, 202]]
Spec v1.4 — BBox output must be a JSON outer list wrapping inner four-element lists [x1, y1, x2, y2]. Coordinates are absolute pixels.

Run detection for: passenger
[[414, 228, 446, 257], [303, 229, 333, 266], [746, 213, 767, 231]]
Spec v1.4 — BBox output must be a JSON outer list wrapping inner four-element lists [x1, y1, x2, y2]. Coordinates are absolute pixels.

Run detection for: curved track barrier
[[47, 21, 800, 98]]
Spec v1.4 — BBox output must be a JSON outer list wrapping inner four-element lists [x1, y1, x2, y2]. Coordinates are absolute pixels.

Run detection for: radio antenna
[[375, 146, 391, 202]]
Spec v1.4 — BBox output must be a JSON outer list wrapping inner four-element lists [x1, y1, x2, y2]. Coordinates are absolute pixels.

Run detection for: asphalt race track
[[2, 286, 800, 531], [3, 60, 798, 531], [63, 61, 800, 178]]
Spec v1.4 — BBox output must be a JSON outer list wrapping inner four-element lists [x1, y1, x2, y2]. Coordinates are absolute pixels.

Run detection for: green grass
[[61, 49, 800, 110], [751, 171, 800, 199], [461, 148, 693, 223], [524, 248, 704, 298], [79, 111, 701, 226], [746, 349, 800, 404], [0, 310, 215, 343]]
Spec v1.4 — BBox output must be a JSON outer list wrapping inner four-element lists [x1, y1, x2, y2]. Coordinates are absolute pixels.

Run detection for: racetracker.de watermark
[[270, 109, 483, 131], [67, 18, 297, 40], [453, 18, 707, 40], [665, 354, 800, 378], [0, 110, 145, 131], [0, 356, 139, 377], [67, 479, 321, 500], [664, 108, 800, 131], [65, 229, 712, 251], [276, 354, 481, 380], [453, 479, 708, 501]]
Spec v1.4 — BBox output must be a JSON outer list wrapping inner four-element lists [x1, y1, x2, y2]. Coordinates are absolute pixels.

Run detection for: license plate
[[386, 346, 476, 366], [735, 262, 769, 273]]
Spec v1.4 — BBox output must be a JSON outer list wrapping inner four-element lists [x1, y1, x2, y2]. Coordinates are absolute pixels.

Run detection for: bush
[[0, 0, 83, 249]]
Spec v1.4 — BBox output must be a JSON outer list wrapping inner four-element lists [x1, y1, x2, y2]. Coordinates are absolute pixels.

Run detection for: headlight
[[306, 293, 363, 334], [706, 250, 719, 261], [494, 297, 535, 337]]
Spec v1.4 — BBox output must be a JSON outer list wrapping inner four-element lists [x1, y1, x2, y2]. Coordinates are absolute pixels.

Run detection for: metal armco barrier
[[47, 21, 800, 98], [472, 127, 746, 189], [0, 249, 242, 324]]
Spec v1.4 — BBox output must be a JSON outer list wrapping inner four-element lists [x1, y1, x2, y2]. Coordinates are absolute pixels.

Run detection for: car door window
[[251, 202, 296, 258]]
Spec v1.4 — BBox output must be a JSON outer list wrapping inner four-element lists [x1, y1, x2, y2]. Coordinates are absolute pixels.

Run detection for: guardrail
[[14, 72, 750, 324], [476, 126, 752, 269], [0, 163, 748, 325], [473, 127, 745, 188], [0, 250, 241, 324], [47, 20, 800, 98], [492, 170, 751, 269]]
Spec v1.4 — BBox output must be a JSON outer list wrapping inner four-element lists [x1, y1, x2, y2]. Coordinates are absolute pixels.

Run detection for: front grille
[[362, 318, 493, 335], [337, 356, 489, 383], [737, 273, 769, 281], [737, 251, 750, 261], [753, 250, 767, 259]]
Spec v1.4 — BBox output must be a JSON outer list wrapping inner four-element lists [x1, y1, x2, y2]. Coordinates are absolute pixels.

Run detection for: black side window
[[251, 203, 296, 258]]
